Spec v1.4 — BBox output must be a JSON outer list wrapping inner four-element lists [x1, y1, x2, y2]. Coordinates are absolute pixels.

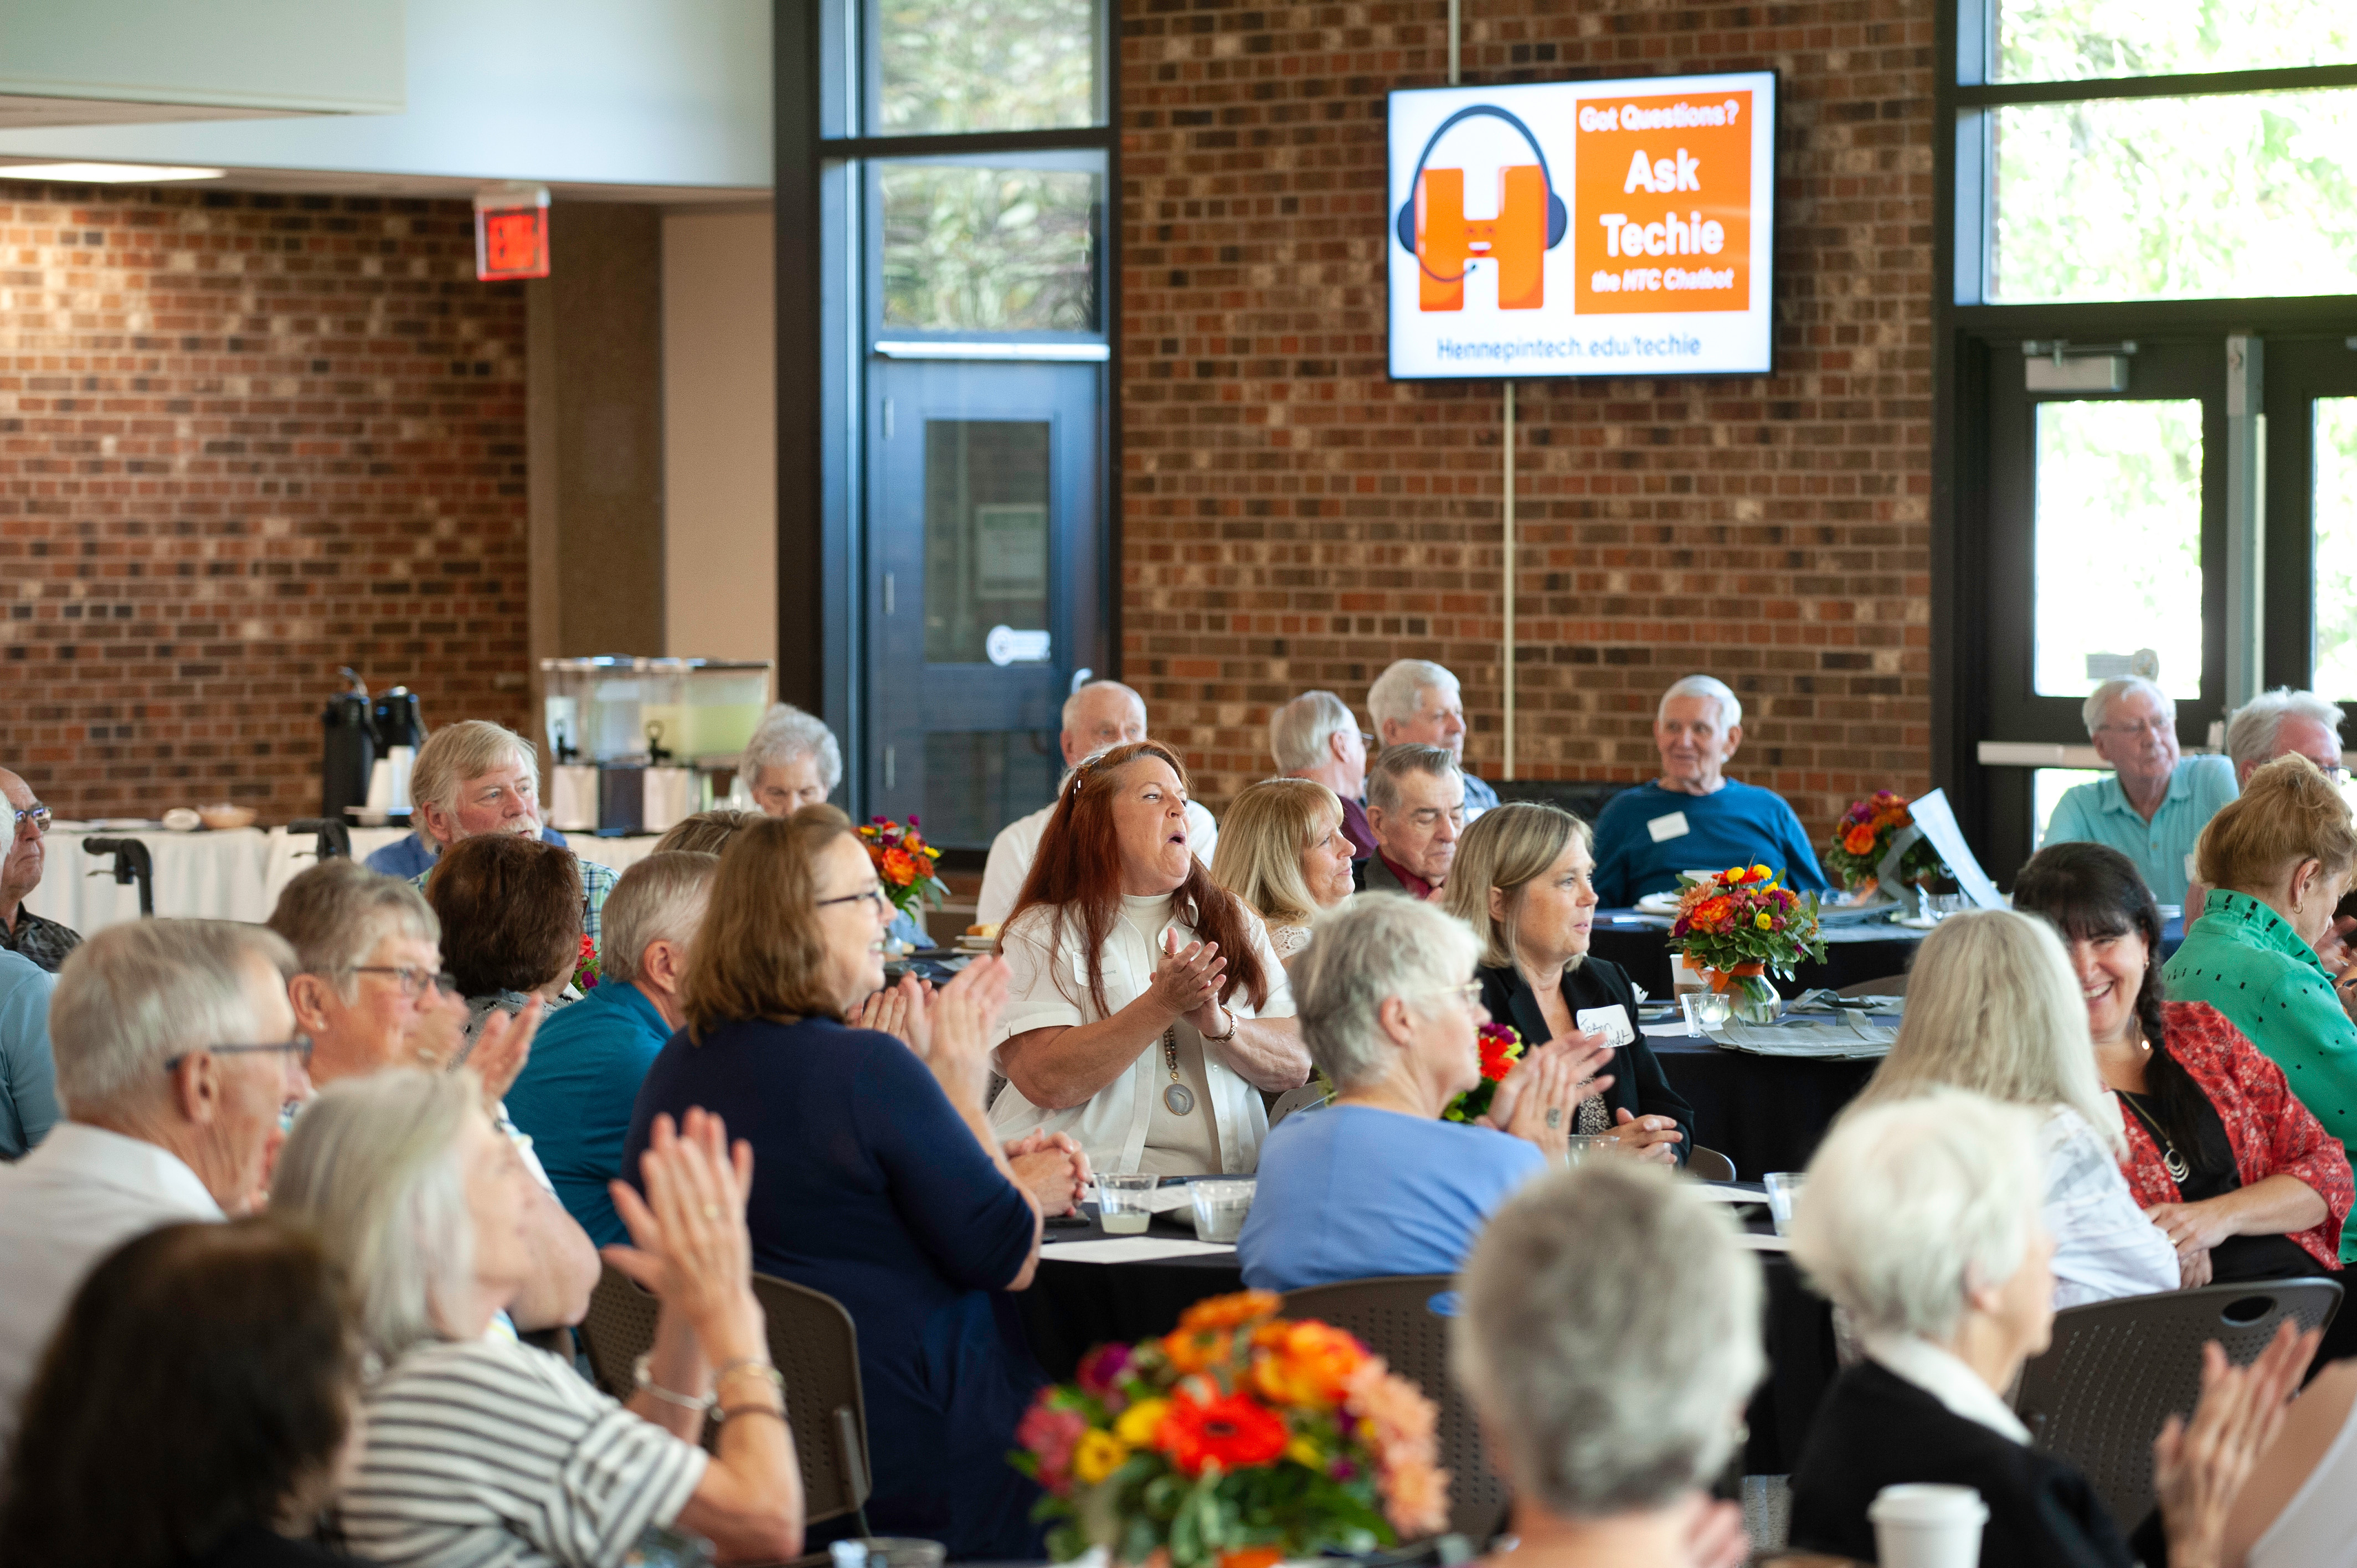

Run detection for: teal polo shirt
[[2041, 754, 2237, 906], [2163, 889, 2357, 1265], [502, 978, 675, 1246]]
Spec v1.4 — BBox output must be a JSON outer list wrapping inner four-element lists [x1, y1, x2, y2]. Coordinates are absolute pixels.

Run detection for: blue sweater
[[1591, 779, 1830, 906]]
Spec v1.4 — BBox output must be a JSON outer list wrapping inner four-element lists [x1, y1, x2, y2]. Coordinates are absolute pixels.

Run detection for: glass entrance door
[[866, 357, 1103, 848]]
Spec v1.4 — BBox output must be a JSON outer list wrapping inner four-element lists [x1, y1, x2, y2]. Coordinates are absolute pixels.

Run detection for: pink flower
[[1077, 1342, 1133, 1399], [1016, 1397, 1087, 1495]]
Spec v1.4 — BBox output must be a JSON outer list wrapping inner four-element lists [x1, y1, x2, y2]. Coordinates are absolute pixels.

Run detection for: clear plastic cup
[[828, 1540, 948, 1568], [1562, 1134, 1615, 1168], [1095, 1173, 1157, 1234], [1868, 1484, 1988, 1568], [1190, 1178, 1255, 1243], [1764, 1172, 1806, 1236]]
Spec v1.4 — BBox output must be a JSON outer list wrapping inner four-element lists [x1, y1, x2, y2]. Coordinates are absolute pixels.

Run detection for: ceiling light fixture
[[0, 162, 225, 184]]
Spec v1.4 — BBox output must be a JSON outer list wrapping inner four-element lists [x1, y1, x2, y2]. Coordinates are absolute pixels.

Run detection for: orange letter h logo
[[1414, 165, 1548, 312]]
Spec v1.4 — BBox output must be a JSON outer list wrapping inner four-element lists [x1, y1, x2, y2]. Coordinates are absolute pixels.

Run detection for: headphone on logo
[[1393, 104, 1571, 276]]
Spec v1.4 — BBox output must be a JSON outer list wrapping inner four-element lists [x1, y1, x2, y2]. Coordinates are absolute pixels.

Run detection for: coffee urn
[[321, 668, 377, 819]]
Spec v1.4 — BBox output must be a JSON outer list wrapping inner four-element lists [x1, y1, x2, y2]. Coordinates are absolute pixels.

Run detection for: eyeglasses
[[2095, 719, 2174, 739], [10, 803, 50, 839], [816, 886, 892, 915], [163, 1037, 315, 1074], [344, 965, 462, 1000], [1422, 981, 1485, 1014]]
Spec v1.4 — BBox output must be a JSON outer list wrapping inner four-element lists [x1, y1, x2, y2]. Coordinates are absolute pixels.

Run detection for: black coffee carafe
[[373, 687, 424, 751], [321, 668, 377, 819]]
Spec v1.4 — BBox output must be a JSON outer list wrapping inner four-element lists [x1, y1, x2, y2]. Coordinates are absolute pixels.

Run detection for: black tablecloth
[[1651, 1034, 1879, 1182], [1015, 1203, 1836, 1477]]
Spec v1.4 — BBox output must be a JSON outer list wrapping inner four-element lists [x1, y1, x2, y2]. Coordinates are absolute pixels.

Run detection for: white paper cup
[[1869, 1483, 1988, 1568]]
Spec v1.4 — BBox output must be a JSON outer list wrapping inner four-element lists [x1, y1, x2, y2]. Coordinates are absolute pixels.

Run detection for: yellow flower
[[1072, 1428, 1130, 1485], [1115, 1396, 1172, 1448], [1285, 1435, 1326, 1469], [1725, 866, 1745, 881], [1751, 863, 1772, 881], [1754, 911, 1773, 930]]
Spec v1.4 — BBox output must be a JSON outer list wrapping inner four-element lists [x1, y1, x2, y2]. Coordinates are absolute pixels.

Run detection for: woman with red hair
[[995, 741, 1311, 1175]]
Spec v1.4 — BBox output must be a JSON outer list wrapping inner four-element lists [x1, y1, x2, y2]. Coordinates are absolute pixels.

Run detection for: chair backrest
[[1267, 1084, 1331, 1129], [1686, 1145, 1737, 1183], [2014, 1277, 2343, 1525], [1835, 974, 1907, 998], [579, 1263, 663, 1401], [751, 1271, 876, 1531], [1282, 1275, 1507, 1545]]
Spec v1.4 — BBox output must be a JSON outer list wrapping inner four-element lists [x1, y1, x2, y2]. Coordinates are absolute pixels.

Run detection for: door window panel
[[2034, 767, 2109, 846], [2032, 399, 2205, 698], [2314, 398, 2357, 699], [873, 0, 1099, 135], [1991, 0, 2357, 83], [924, 419, 1052, 664], [1988, 87, 2357, 304], [923, 730, 1061, 848], [880, 162, 1100, 332]]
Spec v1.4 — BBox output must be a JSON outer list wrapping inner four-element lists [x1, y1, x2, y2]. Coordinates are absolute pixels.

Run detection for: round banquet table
[[1588, 910, 1924, 998], [28, 823, 667, 937], [1648, 1028, 1879, 1182], [1017, 1196, 1836, 1478]]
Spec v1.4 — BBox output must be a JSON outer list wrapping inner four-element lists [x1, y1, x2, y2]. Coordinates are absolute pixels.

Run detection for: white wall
[[0, 0, 403, 115], [662, 208, 776, 677], [0, 0, 769, 190]]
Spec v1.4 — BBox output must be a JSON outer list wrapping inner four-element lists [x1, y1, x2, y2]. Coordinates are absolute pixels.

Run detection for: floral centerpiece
[[1440, 1022, 1524, 1125], [858, 816, 953, 920], [570, 933, 600, 994], [1823, 790, 1950, 896], [1671, 864, 1826, 1024], [1012, 1291, 1449, 1568]]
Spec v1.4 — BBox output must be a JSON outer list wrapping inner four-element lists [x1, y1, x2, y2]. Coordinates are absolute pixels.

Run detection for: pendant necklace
[[1161, 1028, 1195, 1115]]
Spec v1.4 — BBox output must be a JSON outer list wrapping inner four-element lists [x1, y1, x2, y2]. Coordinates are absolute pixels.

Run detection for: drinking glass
[[1095, 1173, 1157, 1234], [1189, 1178, 1256, 1243], [830, 1540, 948, 1568], [1764, 1172, 1806, 1236], [1679, 991, 1733, 1036], [1562, 1135, 1615, 1168]]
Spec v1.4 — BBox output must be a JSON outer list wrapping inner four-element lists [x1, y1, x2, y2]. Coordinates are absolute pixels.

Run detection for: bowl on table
[[196, 803, 258, 831]]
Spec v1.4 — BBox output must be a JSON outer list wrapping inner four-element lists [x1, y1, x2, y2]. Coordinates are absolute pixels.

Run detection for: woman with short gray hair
[[1233, 894, 1609, 1293], [274, 1070, 804, 1567], [1452, 1159, 1762, 1566], [1788, 1088, 2316, 1568], [742, 703, 842, 816]]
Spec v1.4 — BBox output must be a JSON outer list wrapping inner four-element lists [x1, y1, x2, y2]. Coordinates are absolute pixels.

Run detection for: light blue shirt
[[0, 950, 60, 1160], [1235, 1103, 1546, 1293], [2041, 754, 2237, 906]]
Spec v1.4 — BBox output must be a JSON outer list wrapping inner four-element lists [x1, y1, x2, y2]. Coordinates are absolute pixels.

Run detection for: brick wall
[[1119, 0, 1936, 844], [0, 185, 528, 822]]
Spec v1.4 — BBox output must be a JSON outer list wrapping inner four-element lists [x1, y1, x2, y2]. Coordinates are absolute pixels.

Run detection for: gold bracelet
[[716, 1402, 788, 1425], [715, 1359, 785, 1396]]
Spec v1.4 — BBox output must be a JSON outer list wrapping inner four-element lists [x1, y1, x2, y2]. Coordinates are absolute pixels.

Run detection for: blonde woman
[[1854, 909, 2180, 1306], [1442, 802, 1692, 1165], [1209, 777, 1356, 961]]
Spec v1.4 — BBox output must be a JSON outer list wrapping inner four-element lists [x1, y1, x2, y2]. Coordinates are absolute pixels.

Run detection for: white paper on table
[[1043, 1237, 1237, 1263], [1903, 788, 2006, 909], [1692, 1185, 1766, 1204], [1734, 1232, 1793, 1252]]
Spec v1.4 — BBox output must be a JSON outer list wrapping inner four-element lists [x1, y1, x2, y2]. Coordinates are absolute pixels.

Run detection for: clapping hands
[[1005, 1129, 1092, 1215], [2153, 1320, 2320, 1568], [1482, 1030, 1615, 1157]]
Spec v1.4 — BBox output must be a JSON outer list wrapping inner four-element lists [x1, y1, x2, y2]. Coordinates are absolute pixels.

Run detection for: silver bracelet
[[633, 1352, 715, 1414]]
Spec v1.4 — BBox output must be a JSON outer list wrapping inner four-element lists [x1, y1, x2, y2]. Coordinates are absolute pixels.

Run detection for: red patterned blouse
[[2116, 1001, 2354, 1269]]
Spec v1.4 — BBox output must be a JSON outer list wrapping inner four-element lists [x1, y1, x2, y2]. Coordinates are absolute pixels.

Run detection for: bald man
[[972, 682, 1220, 928], [0, 770, 78, 974]]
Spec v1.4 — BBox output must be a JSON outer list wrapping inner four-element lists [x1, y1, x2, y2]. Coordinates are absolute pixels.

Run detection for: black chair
[[1267, 1084, 1331, 1128], [751, 1271, 876, 1536], [1834, 973, 1908, 998], [1282, 1275, 1507, 1546], [578, 1263, 662, 1401], [2013, 1277, 2343, 1526], [1686, 1144, 1737, 1183], [1487, 778, 1633, 825]]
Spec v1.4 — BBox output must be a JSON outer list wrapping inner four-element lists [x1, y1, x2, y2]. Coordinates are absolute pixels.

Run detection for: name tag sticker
[[1646, 811, 1691, 843], [1575, 1005, 1637, 1050]]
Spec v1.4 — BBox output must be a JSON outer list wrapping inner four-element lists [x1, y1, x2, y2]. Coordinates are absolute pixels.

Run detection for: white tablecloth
[[29, 826, 668, 938]]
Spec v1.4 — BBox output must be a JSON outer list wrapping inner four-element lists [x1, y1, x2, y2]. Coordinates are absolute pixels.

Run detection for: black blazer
[[1474, 958, 1695, 1165], [1789, 1361, 2151, 1568]]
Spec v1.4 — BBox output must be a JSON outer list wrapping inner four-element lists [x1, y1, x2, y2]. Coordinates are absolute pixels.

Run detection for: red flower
[[1157, 1389, 1289, 1477]]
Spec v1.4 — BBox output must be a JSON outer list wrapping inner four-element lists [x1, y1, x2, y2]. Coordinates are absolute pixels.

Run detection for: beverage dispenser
[[541, 657, 773, 834]]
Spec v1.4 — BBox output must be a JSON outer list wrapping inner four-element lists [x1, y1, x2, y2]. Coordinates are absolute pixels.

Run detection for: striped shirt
[[339, 1337, 707, 1568]]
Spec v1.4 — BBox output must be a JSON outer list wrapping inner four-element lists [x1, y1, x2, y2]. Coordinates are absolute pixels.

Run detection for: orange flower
[[1249, 1320, 1368, 1408], [1179, 1291, 1282, 1333], [1161, 1325, 1236, 1375], [880, 846, 919, 885], [1157, 1389, 1290, 1477], [1842, 824, 1878, 855]]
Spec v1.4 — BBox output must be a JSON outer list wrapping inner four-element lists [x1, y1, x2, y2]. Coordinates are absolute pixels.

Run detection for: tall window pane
[[880, 163, 1099, 332], [2314, 399, 2357, 699], [1989, 87, 2357, 304], [874, 0, 1098, 135], [2032, 399, 2204, 699], [1993, 0, 2357, 83]]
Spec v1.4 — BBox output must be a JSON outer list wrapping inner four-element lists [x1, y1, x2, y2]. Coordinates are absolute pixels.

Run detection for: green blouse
[[2162, 889, 2357, 1263]]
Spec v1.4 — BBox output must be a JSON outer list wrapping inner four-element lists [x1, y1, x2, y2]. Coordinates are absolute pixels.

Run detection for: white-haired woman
[[1789, 1089, 2315, 1568], [1234, 895, 1608, 1293], [1209, 777, 1355, 961], [742, 703, 841, 816], [1854, 907, 2181, 1306], [1452, 1160, 1764, 1568], [273, 1071, 803, 1567]]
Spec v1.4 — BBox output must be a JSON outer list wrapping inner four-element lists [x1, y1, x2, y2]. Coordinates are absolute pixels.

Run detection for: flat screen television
[[1387, 71, 1777, 380]]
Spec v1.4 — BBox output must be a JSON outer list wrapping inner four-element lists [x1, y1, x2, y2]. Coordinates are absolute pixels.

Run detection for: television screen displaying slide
[[1387, 71, 1776, 379]]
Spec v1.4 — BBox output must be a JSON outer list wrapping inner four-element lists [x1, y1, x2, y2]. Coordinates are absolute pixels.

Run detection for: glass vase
[[1714, 970, 1782, 1024]]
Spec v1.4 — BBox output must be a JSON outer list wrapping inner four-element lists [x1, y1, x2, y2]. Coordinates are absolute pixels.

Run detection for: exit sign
[[474, 183, 550, 281]]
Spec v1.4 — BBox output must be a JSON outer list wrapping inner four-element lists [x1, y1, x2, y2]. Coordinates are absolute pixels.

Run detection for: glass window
[[2032, 399, 2205, 698], [924, 419, 1052, 663], [1991, 0, 2357, 83], [880, 162, 1099, 332], [923, 730, 1061, 847], [2033, 767, 2109, 846], [2314, 398, 2357, 699], [874, 0, 1099, 134], [1988, 87, 2357, 304]]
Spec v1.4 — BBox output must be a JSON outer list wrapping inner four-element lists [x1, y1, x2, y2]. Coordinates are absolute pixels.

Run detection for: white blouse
[[992, 895, 1296, 1176], [2041, 1105, 2180, 1308]]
